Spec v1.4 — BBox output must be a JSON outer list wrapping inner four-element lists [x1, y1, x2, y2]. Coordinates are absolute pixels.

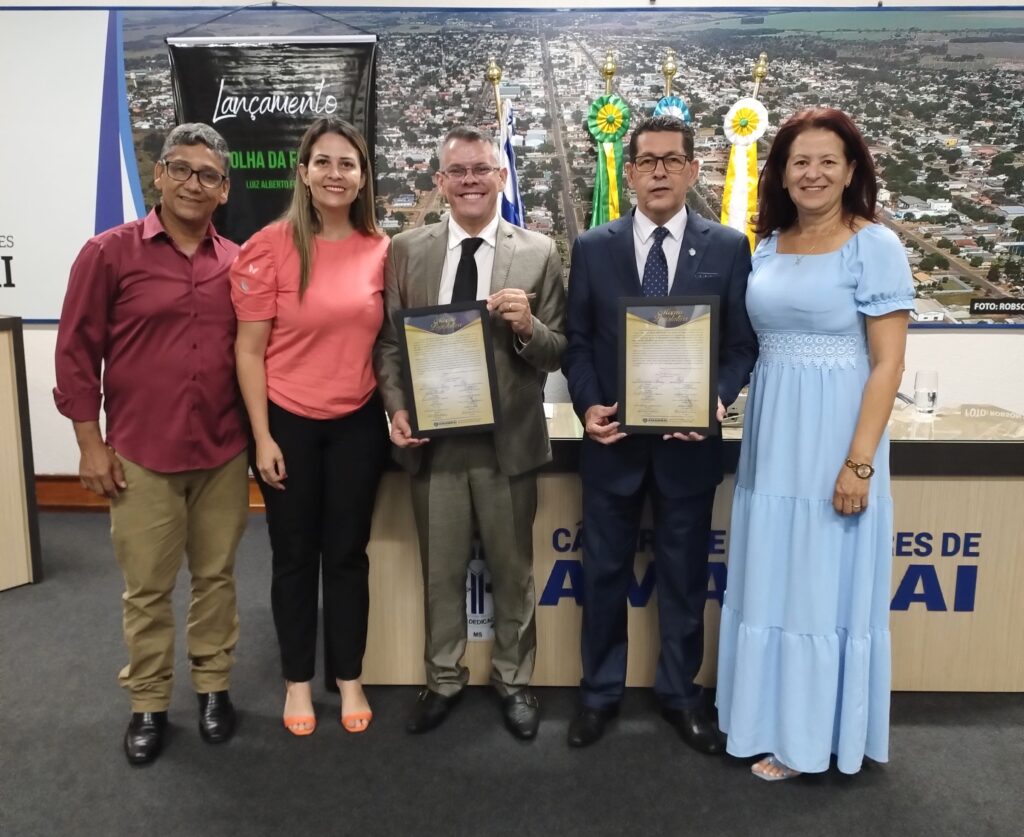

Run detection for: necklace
[[792, 222, 842, 265]]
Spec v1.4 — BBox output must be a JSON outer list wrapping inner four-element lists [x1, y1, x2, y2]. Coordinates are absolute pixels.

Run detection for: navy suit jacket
[[562, 210, 757, 498]]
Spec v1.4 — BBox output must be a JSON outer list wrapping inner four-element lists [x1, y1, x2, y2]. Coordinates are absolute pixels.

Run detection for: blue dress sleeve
[[846, 225, 915, 317]]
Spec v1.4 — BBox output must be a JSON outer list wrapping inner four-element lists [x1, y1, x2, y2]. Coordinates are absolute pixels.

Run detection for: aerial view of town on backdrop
[[123, 8, 1024, 325]]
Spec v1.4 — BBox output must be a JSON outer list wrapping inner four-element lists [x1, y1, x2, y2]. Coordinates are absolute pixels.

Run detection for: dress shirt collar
[[143, 206, 217, 243], [633, 205, 688, 244], [446, 213, 499, 253]]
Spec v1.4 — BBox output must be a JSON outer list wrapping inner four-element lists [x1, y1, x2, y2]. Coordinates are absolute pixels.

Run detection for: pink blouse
[[231, 220, 389, 420]]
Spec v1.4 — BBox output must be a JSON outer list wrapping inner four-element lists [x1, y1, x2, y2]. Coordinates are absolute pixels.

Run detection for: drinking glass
[[914, 370, 938, 415]]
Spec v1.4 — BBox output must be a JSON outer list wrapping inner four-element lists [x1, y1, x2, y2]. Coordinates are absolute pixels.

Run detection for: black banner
[[969, 298, 1024, 316], [167, 36, 377, 244]]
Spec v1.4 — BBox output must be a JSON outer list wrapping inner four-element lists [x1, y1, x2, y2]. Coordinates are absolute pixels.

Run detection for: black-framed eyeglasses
[[159, 159, 228, 189], [440, 164, 500, 181], [632, 154, 691, 174]]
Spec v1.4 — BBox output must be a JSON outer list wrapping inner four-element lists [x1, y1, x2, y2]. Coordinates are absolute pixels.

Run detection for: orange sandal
[[283, 681, 316, 736], [283, 715, 316, 736], [341, 710, 372, 734]]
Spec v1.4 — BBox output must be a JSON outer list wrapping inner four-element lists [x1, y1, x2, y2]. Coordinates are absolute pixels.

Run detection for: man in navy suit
[[562, 115, 757, 750]]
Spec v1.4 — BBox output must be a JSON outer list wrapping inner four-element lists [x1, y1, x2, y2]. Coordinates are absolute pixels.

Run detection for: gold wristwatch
[[845, 458, 875, 479]]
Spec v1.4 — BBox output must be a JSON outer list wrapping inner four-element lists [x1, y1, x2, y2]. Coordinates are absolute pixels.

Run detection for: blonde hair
[[284, 117, 382, 297]]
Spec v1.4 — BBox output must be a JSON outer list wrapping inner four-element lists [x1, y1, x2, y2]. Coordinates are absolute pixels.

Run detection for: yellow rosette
[[721, 97, 770, 251]]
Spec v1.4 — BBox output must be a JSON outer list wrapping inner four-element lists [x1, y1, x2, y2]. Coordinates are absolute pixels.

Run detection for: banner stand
[[167, 34, 378, 244]]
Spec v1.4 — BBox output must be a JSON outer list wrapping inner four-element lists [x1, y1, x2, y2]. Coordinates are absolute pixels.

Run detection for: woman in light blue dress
[[716, 108, 914, 780]]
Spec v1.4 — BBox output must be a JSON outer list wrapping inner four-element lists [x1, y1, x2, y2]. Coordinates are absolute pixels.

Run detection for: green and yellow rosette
[[587, 93, 631, 228]]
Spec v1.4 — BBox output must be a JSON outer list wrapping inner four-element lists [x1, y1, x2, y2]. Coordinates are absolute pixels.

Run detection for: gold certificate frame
[[618, 296, 720, 435], [396, 301, 500, 438]]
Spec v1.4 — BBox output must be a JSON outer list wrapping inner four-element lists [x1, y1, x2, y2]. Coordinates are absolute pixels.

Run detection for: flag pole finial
[[661, 49, 678, 98], [751, 52, 769, 100], [601, 51, 617, 95], [486, 56, 503, 122]]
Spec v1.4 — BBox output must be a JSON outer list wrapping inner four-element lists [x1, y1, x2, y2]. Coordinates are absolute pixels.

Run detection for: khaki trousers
[[410, 436, 538, 697], [110, 452, 249, 711]]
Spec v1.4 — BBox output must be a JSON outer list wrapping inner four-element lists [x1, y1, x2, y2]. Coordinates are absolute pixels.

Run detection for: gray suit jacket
[[373, 217, 567, 476]]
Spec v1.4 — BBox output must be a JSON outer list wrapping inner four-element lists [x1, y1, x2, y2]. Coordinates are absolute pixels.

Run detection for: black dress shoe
[[502, 691, 540, 740], [661, 706, 726, 755], [124, 711, 168, 766], [567, 705, 617, 748], [406, 689, 461, 734], [198, 691, 236, 744]]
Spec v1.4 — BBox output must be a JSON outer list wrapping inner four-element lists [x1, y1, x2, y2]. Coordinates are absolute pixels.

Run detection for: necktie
[[451, 237, 485, 303], [641, 227, 670, 298]]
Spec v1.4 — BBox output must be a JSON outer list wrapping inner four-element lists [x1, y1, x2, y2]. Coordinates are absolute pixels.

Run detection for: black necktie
[[641, 227, 670, 297], [451, 237, 484, 303]]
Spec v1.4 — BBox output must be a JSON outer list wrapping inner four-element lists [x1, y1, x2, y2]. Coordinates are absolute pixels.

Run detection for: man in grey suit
[[374, 126, 567, 739]]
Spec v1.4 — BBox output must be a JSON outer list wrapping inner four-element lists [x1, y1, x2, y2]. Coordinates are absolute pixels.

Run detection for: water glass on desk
[[914, 370, 938, 415]]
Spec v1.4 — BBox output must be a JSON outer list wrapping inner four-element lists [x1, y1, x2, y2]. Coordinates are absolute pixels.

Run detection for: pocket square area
[[694, 272, 720, 280]]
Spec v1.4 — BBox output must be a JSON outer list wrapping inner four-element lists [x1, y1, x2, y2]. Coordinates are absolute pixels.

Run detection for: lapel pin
[[688, 248, 696, 257]]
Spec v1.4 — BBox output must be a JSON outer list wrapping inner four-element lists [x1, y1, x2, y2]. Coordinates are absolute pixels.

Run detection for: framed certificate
[[617, 296, 720, 435], [395, 301, 500, 437]]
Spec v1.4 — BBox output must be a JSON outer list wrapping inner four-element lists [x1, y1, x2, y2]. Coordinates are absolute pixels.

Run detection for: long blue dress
[[715, 224, 915, 775]]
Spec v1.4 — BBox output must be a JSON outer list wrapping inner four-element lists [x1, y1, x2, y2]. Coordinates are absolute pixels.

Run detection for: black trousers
[[253, 394, 388, 683], [579, 477, 716, 711]]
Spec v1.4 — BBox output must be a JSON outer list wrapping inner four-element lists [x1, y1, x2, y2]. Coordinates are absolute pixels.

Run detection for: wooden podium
[[0, 316, 41, 590], [361, 472, 1024, 692]]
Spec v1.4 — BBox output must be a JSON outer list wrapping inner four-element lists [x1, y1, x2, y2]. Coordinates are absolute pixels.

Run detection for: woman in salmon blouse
[[232, 117, 389, 736]]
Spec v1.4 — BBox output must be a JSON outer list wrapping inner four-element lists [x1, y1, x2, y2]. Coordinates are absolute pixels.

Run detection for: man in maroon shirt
[[54, 123, 249, 766]]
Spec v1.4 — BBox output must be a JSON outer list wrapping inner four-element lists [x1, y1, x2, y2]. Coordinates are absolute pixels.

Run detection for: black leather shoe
[[124, 711, 168, 766], [567, 705, 617, 748], [501, 691, 540, 740], [661, 705, 726, 755], [198, 691, 236, 744], [406, 689, 461, 734]]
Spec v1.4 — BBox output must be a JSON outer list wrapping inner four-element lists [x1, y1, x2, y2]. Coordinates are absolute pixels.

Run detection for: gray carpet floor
[[2, 513, 1022, 837]]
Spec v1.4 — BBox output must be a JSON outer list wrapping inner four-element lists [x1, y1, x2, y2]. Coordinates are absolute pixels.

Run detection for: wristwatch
[[845, 458, 875, 479]]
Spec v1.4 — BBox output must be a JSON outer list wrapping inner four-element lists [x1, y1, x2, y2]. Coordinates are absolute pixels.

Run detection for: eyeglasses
[[440, 165, 500, 180], [632, 154, 691, 174], [159, 159, 228, 189]]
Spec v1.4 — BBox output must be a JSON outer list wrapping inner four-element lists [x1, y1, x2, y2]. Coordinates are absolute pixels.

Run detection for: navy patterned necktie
[[451, 237, 485, 303], [641, 226, 670, 298]]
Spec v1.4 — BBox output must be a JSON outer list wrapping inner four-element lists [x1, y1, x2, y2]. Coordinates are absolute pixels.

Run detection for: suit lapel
[[608, 213, 641, 296], [490, 217, 515, 294], [673, 210, 710, 295], [422, 220, 449, 306]]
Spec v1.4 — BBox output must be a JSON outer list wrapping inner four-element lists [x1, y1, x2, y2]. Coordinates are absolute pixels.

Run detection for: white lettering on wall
[[212, 78, 339, 124]]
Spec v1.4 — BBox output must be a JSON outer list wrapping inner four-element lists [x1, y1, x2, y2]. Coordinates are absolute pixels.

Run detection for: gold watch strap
[[845, 458, 874, 478]]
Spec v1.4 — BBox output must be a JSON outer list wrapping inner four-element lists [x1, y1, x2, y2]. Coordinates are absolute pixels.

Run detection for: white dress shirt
[[438, 214, 500, 304], [632, 206, 687, 293]]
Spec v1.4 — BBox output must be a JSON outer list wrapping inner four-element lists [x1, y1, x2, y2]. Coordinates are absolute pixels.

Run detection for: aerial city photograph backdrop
[[68, 5, 1024, 328]]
